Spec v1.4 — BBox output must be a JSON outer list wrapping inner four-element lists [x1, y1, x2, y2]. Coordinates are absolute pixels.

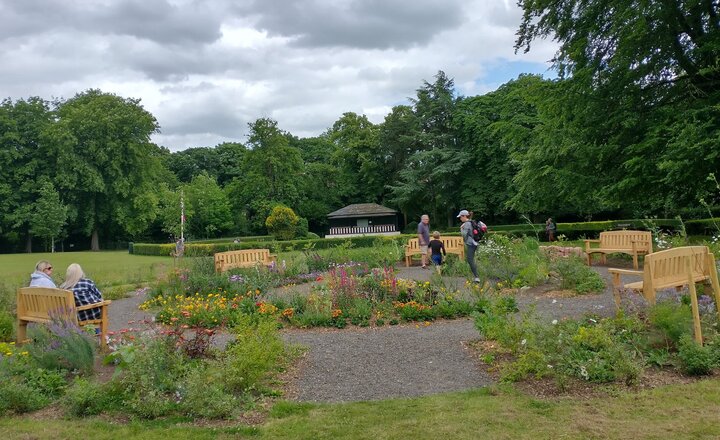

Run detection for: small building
[[326, 203, 401, 238]]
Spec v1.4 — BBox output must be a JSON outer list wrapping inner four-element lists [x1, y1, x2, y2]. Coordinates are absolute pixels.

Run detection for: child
[[428, 231, 446, 274]]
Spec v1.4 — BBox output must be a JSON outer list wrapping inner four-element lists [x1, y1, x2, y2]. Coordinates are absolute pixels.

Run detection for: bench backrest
[[214, 249, 272, 271], [407, 236, 464, 250], [440, 236, 464, 249], [16, 287, 79, 323], [644, 246, 713, 291], [599, 230, 652, 252]]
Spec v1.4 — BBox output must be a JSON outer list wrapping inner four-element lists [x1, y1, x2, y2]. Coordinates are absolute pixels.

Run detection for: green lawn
[[0, 251, 173, 308], [2, 380, 719, 439]]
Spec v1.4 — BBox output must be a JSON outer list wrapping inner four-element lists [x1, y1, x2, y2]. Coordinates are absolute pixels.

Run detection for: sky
[[1, 0, 557, 152]]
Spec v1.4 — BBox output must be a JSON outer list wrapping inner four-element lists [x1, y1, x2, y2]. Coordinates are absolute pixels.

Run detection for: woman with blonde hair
[[60, 264, 104, 321], [29, 260, 56, 288]]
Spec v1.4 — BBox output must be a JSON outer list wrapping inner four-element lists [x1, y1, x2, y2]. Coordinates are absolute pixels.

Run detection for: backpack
[[470, 220, 488, 242]]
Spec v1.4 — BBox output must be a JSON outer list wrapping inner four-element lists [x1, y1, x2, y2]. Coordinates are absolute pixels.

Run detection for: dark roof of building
[[327, 203, 398, 219]]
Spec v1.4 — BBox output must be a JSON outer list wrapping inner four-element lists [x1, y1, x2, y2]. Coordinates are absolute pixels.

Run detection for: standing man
[[458, 210, 480, 283], [418, 214, 431, 269]]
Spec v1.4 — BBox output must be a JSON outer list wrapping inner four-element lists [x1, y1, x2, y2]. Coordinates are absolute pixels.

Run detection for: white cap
[[456, 209, 469, 218]]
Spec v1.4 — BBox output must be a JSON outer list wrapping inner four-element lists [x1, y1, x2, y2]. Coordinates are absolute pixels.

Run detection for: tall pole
[[180, 189, 185, 243]]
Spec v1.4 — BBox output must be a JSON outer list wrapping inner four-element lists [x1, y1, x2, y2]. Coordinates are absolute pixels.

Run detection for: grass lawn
[[0, 251, 173, 306], [1, 379, 719, 439]]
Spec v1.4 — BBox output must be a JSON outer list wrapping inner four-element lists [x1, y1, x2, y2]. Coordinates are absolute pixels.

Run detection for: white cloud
[[1, 0, 558, 151]]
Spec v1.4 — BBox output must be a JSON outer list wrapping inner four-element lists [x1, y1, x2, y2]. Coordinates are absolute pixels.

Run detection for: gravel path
[[283, 319, 490, 402], [106, 262, 624, 402]]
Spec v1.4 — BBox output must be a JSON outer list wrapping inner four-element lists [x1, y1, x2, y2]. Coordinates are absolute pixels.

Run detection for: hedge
[[131, 235, 411, 256], [489, 218, 684, 240]]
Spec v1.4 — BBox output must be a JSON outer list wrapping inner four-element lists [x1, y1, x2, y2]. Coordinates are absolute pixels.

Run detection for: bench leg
[[405, 256, 410, 267], [686, 258, 703, 345], [611, 272, 622, 312], [632, 254, 639, 270], [100, 305, 109, 351], [707, 254, 720, 321], [600, 254, 606, 265], [16, 320, 27, 344], [586, 252, 592, 266]]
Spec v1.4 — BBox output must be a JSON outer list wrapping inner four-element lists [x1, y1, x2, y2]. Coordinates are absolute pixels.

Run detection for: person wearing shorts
[[428, 231, 446, 274], [417, 214, 430, 269]]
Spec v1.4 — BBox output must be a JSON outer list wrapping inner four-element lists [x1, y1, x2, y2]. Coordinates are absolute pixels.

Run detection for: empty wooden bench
[[405, 236, 465, 267], [16, 287, 112, 350], [609, 246, 720, 343], [585, 230, 652, 269], [214, 248, 277, 272]]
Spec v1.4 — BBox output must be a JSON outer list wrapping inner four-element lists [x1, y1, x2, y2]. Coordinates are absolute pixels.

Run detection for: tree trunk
[[25, 234, 32, 253], [91, 229, 100, 251]]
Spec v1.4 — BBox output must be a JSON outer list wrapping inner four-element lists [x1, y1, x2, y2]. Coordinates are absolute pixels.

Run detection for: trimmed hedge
[[489, 218, 684, 240], [131, 235, 410, 256], [685, 218, 720, 235]]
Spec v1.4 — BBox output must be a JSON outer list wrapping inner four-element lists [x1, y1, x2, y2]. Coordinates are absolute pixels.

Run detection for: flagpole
[[180, 189, 185, 243]]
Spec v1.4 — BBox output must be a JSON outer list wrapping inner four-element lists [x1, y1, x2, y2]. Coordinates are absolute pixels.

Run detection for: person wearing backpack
[[457, 210, 481, 283]]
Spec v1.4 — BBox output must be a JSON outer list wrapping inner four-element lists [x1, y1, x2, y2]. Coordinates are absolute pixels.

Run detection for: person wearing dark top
[[428, 231, 446, 274]]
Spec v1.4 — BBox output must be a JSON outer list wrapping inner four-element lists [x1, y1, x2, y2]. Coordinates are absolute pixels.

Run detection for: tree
[[516, 0, 720, 101], [515, 1, 720, 218], [227, 118, 304, 233], [0, 97, 55, 252], [265, 205, 299, 241], [389, 71, 464, 226], [49, 89, 163, 250], [29, 179, 68, 252], [184, 173, 233, 238], [454, 75, 546, 222], [328, 112, 384, 204]]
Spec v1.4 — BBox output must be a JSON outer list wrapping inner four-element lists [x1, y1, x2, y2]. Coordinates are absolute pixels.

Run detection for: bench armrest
[[76, 300, 112, 311], [584, 239, 600, 243], [607, 269, 643, 276]]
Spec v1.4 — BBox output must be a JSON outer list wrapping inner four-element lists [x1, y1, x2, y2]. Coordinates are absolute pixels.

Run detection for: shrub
[[222, 316, 286, 393], [178, 365, 235, 419], [551, 257, 606, 294], [347, 298, 372, 326], [649, 301, 693, 345], [23, 367, 67, 398], [64, 378, 108, 417], [266, 205, 300, 241], [0, 311, 14, 342], [0, 379, 48, 415], [677, 335, 717, 375], [26, 312, 96, 375]]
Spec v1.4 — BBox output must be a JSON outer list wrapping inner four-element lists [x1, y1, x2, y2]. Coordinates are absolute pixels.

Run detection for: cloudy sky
[[1, 0, 557, 151]]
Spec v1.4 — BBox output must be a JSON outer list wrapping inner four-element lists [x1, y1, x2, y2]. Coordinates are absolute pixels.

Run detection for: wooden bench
[[609, 246, 720, 343], [584, 230, 652, 269], [16, 287, 112, 350], [405, 236, 465, 267], [214, 249, 277, 272]]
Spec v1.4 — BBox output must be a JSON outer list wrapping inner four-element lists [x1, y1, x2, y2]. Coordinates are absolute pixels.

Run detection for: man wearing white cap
[[457, 210, 480, 282]]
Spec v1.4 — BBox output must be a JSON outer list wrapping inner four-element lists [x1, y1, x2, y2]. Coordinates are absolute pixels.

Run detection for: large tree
[[49, 89, 163, 250], [0, 97, 55, 252], [515, 0, 720, 217], [389, 71, 464, 226], [226, 118, 304, 233]]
